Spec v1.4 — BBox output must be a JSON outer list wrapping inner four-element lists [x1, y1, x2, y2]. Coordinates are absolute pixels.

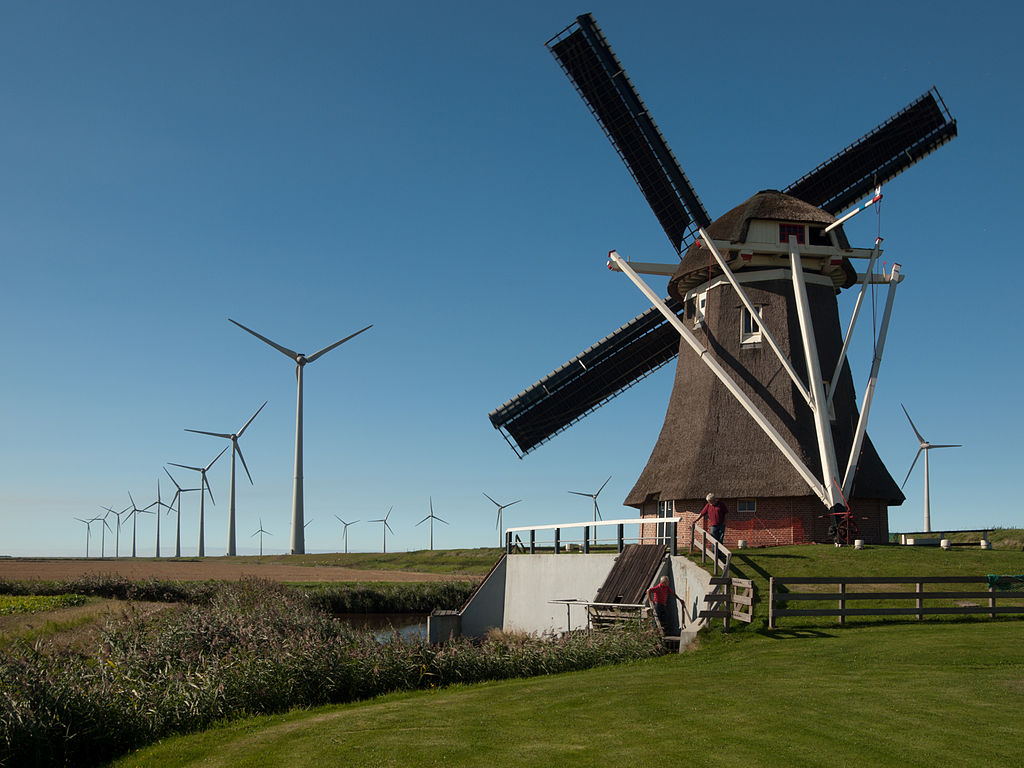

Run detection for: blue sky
[[1, 1, 1021, 557]]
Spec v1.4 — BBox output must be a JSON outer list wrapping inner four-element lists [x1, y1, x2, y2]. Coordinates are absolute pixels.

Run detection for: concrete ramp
[[594, 544, 666, 605]]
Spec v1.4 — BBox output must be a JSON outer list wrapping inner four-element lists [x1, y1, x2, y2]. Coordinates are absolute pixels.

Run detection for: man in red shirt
[[646, 575, 683, 633], [697, 493, 728, 544]]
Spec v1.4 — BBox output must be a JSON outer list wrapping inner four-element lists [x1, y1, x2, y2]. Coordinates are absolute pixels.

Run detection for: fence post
[[530, 529, 535, 554], [554, 528, 560, 555], [617, 523, 624, 553], [723, 583, 731, 633], [505, 531, 512, 554], [916, 581, 923, 620], [989, 582, 996, 619], [769, 577, 776, 629], [670, 521, 678, 556], [838, 582, 845, 626], [583, 527, 590, 554]]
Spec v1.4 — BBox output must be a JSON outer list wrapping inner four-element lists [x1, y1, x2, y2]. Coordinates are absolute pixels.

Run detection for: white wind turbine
[[416, 497, 448, 551], [185, 402, 266, 557], [901, 404, 962, 533], [98, 507, 116, 557], [369, 507, 395, 553], [333, 515, 359, 554], [144, 479, 173, 558], [163, 468, 200, 559], [126, 491, 148, 558], [228, 318, 371, 556], [168, 445, 228, 557], [569, 476, 611, 546], [251, 519, 271, 558], [483, 493, 520, 548], [108, 504, 131, 558], [74, 516, 98, 558]]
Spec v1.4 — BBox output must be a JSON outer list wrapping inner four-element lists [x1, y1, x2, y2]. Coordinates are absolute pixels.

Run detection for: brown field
[[0, 558, 453, 583]]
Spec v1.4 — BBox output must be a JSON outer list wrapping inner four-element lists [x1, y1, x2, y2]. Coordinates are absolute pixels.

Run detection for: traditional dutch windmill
[[489, 14, 958, 546]]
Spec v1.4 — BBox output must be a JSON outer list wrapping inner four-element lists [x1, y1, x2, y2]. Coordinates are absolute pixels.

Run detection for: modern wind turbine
[[251, 519, 271, 558], [74, 516, 96, 558], [569, 476, 611, 545], [901, 404, 962, 533], [144, 479, 173, 558], [369, 507, 395, 553], [185, 402, 266, 557], [126, 491, 147, 558], [416, 497, 448, 551], [228, 318, 371, 556], [168, 445, 228, 557], [333, 515, 359, 554], [483, 493, 520, 547], [98, 507, 116, 557], [163, 468, 200, 559], [108, 504, 130, 558]]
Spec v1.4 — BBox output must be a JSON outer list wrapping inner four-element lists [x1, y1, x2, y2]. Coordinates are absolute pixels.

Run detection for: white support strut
[[841, 263, 902, 499], [827, 238, 882, 406], [696, 229, 813, 406], [789, 237, 843, 508], [608, 251, 829, 504]]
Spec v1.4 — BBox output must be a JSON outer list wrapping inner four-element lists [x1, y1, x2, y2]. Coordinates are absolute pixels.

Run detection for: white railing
[[506, 517, 683, 555]]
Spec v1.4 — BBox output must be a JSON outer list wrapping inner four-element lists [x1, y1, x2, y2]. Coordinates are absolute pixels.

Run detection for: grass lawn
[[232, 548, 503, 577], [111, 619, 1023, 768]]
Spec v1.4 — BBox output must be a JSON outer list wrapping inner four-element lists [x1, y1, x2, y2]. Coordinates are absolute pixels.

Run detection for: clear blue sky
[[2, 1, 1021, 557]]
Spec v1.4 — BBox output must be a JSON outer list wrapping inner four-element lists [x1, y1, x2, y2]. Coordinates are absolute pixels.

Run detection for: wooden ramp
[[590, 545, 666, 630]]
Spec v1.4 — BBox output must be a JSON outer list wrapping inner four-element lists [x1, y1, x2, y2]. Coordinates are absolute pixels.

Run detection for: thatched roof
[[669, 190, 857, 300]]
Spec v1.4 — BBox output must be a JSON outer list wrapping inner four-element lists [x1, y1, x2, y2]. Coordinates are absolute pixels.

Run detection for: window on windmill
[[693, 292, 708, 328], [740, 305, 762, 345], [738, 499, 756, 516], [779, 223, 805, 244], [657, 500, 674, 545]]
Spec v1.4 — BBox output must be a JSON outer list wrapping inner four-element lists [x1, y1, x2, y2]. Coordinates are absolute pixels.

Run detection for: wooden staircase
[[588, 544, 666, 629]]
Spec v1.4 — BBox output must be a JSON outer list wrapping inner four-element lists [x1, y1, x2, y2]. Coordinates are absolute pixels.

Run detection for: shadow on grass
[[758, 628, 837, 640]]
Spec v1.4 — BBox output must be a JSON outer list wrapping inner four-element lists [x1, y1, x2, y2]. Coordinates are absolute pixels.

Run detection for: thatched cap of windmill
[[668, 190, 858, 300]]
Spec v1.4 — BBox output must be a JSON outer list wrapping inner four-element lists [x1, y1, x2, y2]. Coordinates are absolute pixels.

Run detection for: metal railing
[[506, 517, 682, 555]]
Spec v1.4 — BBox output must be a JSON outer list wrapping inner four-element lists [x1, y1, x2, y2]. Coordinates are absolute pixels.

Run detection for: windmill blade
[[305, 324, 372, 364], [205, 445, 230, 472], [237, 401, 267, 437], [203, 472, 216, 505], [385, 520, 394, 534], [901, 446, 925, 488], [235, 442, 255, 485], [435, 516, 449, 526], [596, 475, 612, 495], [416, 515, 430, 526], [489, 299, 685, 456], [229, 318, 300, 361], [900, 404, 927, 445], [163, 467, 182, 491], [483, 492, 500, 507], [168, 461, 202, 472], [185, 428, 232, 439], [783, 88, 957, 215], [929, 444, 962, 449], [568, 491, 592, 498], [547, 13, 711, 253]]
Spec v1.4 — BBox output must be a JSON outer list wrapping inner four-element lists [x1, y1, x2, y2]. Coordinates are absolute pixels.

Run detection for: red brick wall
[[638, 496, 890, 548]]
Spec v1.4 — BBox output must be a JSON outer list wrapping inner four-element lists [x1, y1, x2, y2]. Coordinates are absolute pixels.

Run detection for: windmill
[[144, 479, 173, 558], [126, 491, 148, 558], [185, 402, 266, 557], [251, 519, 271, 558], [229, 318, 371, 556], [483, 493, 520, 548], [569, 476, 611, 546], [416, 497, 448, 551], [163, 467, 200, 559], [107, 504, 131, 558], [98, 507, 116, 557], [168, 445, 228, 557], [900, 404, 962, 533], [369, 507, 395, 553], [333, 515, 359, 554], [74, 516, 98, 558], [489, 13, 958, 547]]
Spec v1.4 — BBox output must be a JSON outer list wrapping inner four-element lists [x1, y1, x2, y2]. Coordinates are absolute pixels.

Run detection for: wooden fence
[[689, 523, 731, 576], [699, 577, 754, 631], [769, 575, 1024, 629]]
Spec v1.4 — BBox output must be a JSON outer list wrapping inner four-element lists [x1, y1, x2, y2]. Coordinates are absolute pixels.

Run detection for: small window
[[738, 499, 756, 515], [741, 306, 762, 345], [693, 292, 708, 328], [779, 223, 805, 244]]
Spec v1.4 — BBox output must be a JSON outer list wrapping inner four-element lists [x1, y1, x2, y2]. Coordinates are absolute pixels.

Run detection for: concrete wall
[[503, 553, 619, 635], [460, 554, 507, 638], [669, 556, 714, 631]]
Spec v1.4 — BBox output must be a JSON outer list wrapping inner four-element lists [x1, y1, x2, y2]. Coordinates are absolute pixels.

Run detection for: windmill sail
[[784, 88, 957, 214], [547, 13, 711, 253], [489, 299, 685, 456]]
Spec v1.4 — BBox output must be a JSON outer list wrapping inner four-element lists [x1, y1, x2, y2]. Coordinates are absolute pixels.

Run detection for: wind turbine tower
[[185, 402, 265, 556], [901, 404, 962, 533], [163, 468, 199, 558], [483, 493, 520, 548], [334, 515, 359, 554], [417, 497, 448, 551], [369, 507, 395, 553], [569, 476, 611, 546], [169, 445, 227, 557], [228, 319, 371, 556]]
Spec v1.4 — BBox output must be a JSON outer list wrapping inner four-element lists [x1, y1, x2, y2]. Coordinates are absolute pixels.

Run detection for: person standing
[[646, 575, 683, 633], [697, 493, 728, 544]]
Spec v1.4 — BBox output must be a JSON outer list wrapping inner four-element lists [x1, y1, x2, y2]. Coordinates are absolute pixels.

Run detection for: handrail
[[689, 521, 732, 577], [506, 517, 682, 555]]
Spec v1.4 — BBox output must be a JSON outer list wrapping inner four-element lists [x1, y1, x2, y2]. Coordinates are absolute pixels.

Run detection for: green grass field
[[230, 548, 504, 577], [107, 538, 1024, 767]]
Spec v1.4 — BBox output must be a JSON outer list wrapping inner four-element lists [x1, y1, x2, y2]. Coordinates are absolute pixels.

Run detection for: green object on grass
[[986, 574, 1024, 591]]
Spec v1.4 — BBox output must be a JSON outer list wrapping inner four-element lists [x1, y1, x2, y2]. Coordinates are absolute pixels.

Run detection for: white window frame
[[740, 305, 762, 345], [737, 499, 756, 516], [657, 500, 674, 544]]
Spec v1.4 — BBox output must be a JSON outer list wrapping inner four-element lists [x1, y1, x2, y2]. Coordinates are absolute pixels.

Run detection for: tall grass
[[0, 579, 663, 767]]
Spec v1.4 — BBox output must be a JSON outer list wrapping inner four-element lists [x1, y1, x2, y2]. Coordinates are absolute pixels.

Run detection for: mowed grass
[[111, 619, 1023, 768], [230, 548, 503, 576]]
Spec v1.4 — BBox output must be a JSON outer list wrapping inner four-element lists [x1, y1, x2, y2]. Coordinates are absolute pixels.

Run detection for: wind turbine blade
[[237, 401, 267, 437], [483, 492, 499, 507], [305, 324, 372, 363], [163, 467, 182, 490], [436, 516, 449, 526], [930, 444, 962, 449], [385, 521, 394, 534], [597, 475, 612, 495], [205, 473, 216, 506], [229, 318, 300, 360], [186, 428, 232, 439], [103, 518, 112, 532], [235, 442, 255, 485], [900, 404, 927, 445], [568, 491, 590, 498], [128, 491, 136, 509], [206, 445, 230, 471], [902, 447, 924, 488], [334, 515, 345, 524], [417, 516, 429, 526], [505, 500, 522, 508], [168, 462, 201, 472]]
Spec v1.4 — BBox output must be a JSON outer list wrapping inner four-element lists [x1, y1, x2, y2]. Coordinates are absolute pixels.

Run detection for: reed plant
[[0, 579, 662, 767]]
